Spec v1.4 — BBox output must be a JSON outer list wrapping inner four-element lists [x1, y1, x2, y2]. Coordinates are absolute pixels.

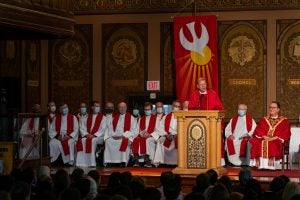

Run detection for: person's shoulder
[[207, 89, 218, 95]]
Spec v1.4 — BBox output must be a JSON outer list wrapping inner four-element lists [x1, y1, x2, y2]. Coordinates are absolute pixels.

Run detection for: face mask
[[94, 107, 100, 113], [105, 108, 113, 114], [50, 106, 56, 112], [133, 109, 139, 116], [62, 107, 69, 115], [119, 109, 126, 115], [156, 107, 163, 114], [145, 110, 151, 116], [238, 109, 246, 117], [80, 107, 87, 114], [173, 107, 180, 112]]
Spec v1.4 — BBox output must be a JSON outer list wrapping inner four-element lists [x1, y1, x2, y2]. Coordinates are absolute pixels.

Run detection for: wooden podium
[[172, 110, 225, 175]]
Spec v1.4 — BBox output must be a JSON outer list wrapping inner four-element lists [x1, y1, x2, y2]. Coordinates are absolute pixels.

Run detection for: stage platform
[[50, 165, 300, 193]]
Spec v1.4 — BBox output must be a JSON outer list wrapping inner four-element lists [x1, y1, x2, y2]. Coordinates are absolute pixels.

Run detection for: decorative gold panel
[[277, 20, 300, 121], [25, 40, 41, 112], [187, 119, 206, 169], [102, 23, 147, 103], [160, 22, 175, 96], [0, 40, 21, 77], [49, 24, 92, 112], [219, 21, 267, 120], [72, 0, 300, 14]]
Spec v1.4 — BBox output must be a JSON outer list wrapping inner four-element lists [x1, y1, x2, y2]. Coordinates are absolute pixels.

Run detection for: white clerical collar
[[199, 90, 207, 94]]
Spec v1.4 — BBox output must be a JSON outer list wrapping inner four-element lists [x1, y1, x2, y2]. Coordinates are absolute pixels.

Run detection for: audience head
[[282, 182, 300, 200], [53, 169, 70, 194], [270, 176, 285, 193], [238, 167, 252, 185], [141, 187, 161, 200], [38, 166, 50, 179], [61, 187, 81, 200], [71, 168, 84, 184], [206, 169, 218, 185], [10, 181, 31, 200], [87, 170, 101, 185], [163, 174, 182, 200], [209, 183, 230, 200], [218, 175, 233, 193], [193, 173, 210, 193]]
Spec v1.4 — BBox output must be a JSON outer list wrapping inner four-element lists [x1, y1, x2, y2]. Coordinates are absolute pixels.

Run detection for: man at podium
[[188, 78, 224, 110]]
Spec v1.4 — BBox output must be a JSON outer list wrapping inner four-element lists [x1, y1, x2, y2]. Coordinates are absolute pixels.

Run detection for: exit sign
[[147, 81, 160, 91]]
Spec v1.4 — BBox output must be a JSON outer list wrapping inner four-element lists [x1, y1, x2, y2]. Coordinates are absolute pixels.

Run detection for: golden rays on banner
[[174, 16, 218, 102]]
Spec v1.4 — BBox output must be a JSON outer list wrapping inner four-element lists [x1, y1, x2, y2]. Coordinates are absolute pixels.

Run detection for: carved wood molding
[[72, 0, 300, 15]]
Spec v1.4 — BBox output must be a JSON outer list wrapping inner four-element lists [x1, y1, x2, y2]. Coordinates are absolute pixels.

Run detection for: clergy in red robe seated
[[49, 103, 79, 165], [188, 77, 224, 110], [249, 101, 291, 170], [224, 104, 256, 166]]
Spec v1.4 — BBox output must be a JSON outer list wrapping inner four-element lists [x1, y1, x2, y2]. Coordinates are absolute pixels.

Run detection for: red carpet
[[100, 167, 300, 178]]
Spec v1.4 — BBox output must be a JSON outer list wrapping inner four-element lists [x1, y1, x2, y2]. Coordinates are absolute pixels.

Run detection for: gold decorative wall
[[49, 24, 93, 112], [25, 40, 41, 111], [277, 20, 300, 121], [219, 21, 267, 120], [0, 40, 21, 77], [72, 0, 300, 14], [160, 22, 175, 96], [102, 23, 147, 104]]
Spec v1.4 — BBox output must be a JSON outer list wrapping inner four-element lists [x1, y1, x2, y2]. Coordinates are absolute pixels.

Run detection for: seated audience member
[[249, 101, 291, 170], [19, 104, 41, 159], [224, 104, 256, 166], [104, 102, 137, 166], [49, 103, 79, 166]]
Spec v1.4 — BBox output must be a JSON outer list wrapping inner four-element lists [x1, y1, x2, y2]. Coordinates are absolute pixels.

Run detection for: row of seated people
[[19, 100, 291, 170]]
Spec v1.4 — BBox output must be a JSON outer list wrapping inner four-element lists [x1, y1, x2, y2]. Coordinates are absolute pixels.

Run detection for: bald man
[[104, 102, 137, 166], [224, 104, 256, 166]]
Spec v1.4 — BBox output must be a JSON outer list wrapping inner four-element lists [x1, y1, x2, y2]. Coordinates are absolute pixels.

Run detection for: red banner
[[174, 16, 218, 102]]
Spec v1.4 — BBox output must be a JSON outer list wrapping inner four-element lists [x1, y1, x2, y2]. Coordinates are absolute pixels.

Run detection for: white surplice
[[153, 113, 177, 165], [224, 116, 256, 166], [19, 118, 40, 159], [76, 114, 107, 167], [48, 114, 79, 164], [104, 113, 137, 164]]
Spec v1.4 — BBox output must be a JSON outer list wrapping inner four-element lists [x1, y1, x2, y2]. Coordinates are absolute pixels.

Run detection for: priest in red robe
[[249, 101, 291, 170], [188, 77, 224, 110], [225, 104, 256, 166]]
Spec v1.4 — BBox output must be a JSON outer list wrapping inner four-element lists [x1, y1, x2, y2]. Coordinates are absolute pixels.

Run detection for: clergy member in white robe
[[19, 104, 41, 159], [76, 101, 107, 167], [47, 101, 57, 131], [224, 104, 256, 166], [132, 102, 160, 167], [104, 102, 137, 165], [154, 100, 181, 165], [49, 103, 79, 165]]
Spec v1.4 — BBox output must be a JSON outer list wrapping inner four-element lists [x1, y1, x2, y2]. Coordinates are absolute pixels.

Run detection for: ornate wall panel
[[0, 40, 21, 77], [160, 22, 175, 96], [49, 24, 92, 112], [277, 20, 300, 121], [25, 40, 41, 111], [72, 0, 300, 14], [219, 21, 267, 120], [102, 23, 147, 104]]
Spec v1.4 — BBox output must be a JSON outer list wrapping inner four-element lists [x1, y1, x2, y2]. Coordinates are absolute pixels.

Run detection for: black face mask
[[105, 108, 113, 114]]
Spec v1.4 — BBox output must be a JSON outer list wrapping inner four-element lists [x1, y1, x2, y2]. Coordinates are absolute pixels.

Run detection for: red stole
[[227, 115, 252, 156], [132, 115, 157, 155], [55, 114, 74, 155], [113, 113, 132, 152], [86, 114, 103, 153], [163, 113, 177, 149], [48, 114, 55, 124]]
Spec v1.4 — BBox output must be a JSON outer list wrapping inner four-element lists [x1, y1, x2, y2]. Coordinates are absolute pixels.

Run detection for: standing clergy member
[[188, 77, 224, 110], [49, 103, 79, 165], [132, 102, 160, 167], [224, 104, 256, 166], [249, 101, 291, 170], [19, 104, 41, 159], [154, 100, 181, 165], [76, 101, 107, 167], [104, 102, 137, 166]]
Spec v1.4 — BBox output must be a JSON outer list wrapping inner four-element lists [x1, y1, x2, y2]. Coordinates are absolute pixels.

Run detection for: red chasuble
[[55, 114, 74, 155], [226, 115, 253, 156], [132, 115, 157, 155], [250, 116, 291, 160], [188, 90, 224, 110], [112, 113, 132, 152]]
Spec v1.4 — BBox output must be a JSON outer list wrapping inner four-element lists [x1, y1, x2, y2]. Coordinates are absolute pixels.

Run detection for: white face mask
[[50, 106, 56, 112], [173, 107, 180, 112], [156, 107, 163, 114]]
